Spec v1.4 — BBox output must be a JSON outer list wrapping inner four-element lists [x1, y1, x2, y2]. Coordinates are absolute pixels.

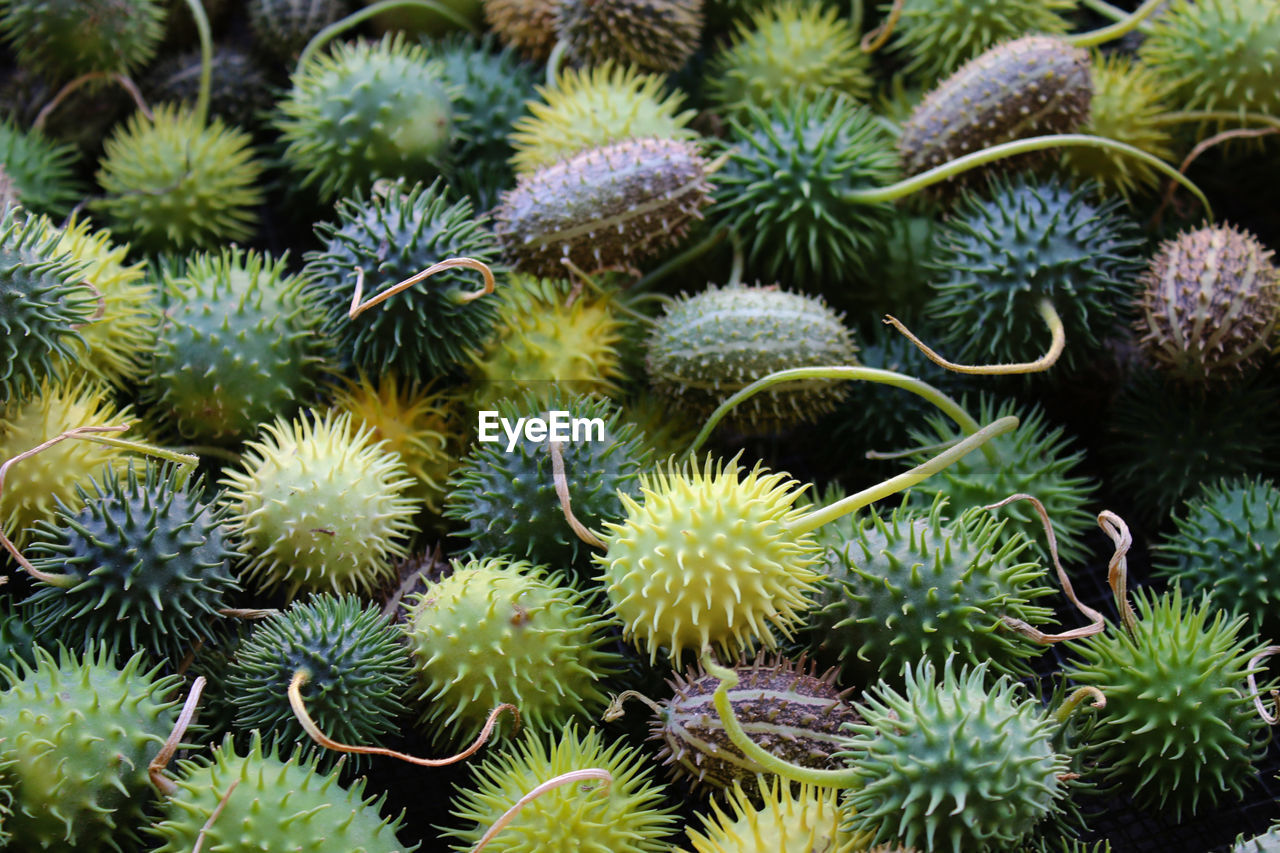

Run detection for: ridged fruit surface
[[553, 0, 702, 72]]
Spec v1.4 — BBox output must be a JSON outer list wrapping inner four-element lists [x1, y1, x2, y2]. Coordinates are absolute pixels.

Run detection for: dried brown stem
[[150, 676, 206, 796], [348, 257, 496, 320], [34, 71, 152, 132], [1248, 647, 1280, 725], [548, 439, 606, 549], [469, 769, 613, 853], [191, 779, 239, 853], [1098, 510, 1137, 635]]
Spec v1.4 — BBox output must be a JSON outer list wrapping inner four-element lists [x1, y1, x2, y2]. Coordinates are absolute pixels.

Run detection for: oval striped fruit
[[494, 136, 714, 277]]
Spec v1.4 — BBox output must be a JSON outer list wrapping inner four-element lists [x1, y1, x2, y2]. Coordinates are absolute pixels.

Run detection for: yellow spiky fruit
[[681, 776, 859, 853], [596, 453, 821, 663]]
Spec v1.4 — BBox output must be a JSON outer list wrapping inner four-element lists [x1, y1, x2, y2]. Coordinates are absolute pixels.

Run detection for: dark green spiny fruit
[[0, 645, 180, 851], [713, 93, 899, 285], [149, 732, 414, 852], [0, 0, 166, 81], [1064, 588, 1269, 817], [445, 392, 650, 569], [144, 247, 329, 445], [898, 35, 1092, 183], [275, 34, 454, 202], [925, 175, 1146, 370], [304, 179, 504, 379], [553, 0, 702, 73], [1153, 477, 1280, 640], [248, 0, 348, 63], [144, 45, 273, 130], [812, 495, 1057, 685], [645, 283, 856, 432], [841, 657, 1070, 852], [0, 119, 79, 217], [1134, 223, 1280, 384], [226, 594, 411, 769], [494, 136, 716, 278], [23, 462, 241, 661], [0, 599, 35, 679]]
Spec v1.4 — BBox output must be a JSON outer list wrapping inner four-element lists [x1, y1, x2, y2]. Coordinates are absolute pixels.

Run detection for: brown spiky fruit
[[553, 0, 703, 73], [484, 0, 558, 61], [1134, 223, 1280, 383]]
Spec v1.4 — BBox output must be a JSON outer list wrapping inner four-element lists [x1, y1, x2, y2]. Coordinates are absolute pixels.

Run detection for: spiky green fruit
[[1063, 588, 1269, 817], [906, 396, 1097, 565], [143, 247, 329, 445], [275, 35, 454, 202], [443, 723, 677, 853], [682, 776, 857, 853], [0, 645, 180, 851], [597, 453, 822, 663], [248, 0, 347, 62], [445, 393, 649, 568], [226, 594, 411, 767], [144, 45, 273, 130], [553, 0, 702, 73], [813, 495, 1057, 684], [841, 658, 1070, 852], [1134, 223, 1280, 384], [495, 136, 716, 278], [93, 103, 264, 252], [0, 206, 94, 399], [511, 62, 697, 176], [23, 462, 241, 661], [707, 0, 872, 123], [1139, 0, 1280, 119], [303, 179, 504, 379], [0, 119, 79, 217], [0, 0, 166, 81], [0, 599, 35, 679], [713, 93, 899, 285], [405, 556, 624, 745], [924, 175, 1146, 369], [645, 283, 856, 431], [149, 732, 414, 852], [219, 409, 421, 599]]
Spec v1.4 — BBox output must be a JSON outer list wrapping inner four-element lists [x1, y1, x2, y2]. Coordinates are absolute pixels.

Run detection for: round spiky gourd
[[467, 275, 626, 411], [0, 378, 137, 547], [495, 136, 716, 278], [510, 62, 697, 176], [482, 0, 558, 60], [0, 0, 165, 81], [275, 35, 454, 202], [883, 0, 1073, 84], [841, 658, 1069, 852], [149, 732, 413, 852], [248, 0, 347, 62], [445, 393, 649, 568], [405, 557, 623, 745], [682, 776, 856, 853], [226, 594, 411, 767], [597, 453, 822, 663], [898, 35, 1092, 183], [1063, 588, 1269, 817], [924, 175, 1146, 370], [329, 372, 461, 515], [1139, 0, 1280, 119], [93, 103, 264, 252], [143, 247, 329, 444], [0, 206, 94, 399], [443, 723, 677, 853], [1153, 476, 1280, 650], [219, 409, 420, 598], [707, 0, 872, 123], [813, 495, 1057, 685], [0, 119, 79, 217], [552, 0, 702, 73], [645, 283, 856, 431], [0, 645, 180, 851], [1059, 54, 1175, 199], [1133, 223, 1280, 384], [713, 93, 899, 285], [906, 396, 1097, 566], [143, 45, 273, 130], [23, 462, 241, 661], [303, 179, 504, 379]]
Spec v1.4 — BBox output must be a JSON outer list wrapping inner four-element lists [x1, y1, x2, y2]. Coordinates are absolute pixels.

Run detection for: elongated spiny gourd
[[644, 284, 857, 432], [494, 136, 716, 277], [0, 119, 80, 217], [1133, 223, 1280, 384], [681, 776, 857, 853], [552, 0, 703, 73]]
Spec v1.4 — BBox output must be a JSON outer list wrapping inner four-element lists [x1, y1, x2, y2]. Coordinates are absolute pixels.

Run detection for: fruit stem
[[296, 0, 479, 75], [1065, 0, 1163, 47], [288, 669, 520, 764], [548, 439, 606, 549], [848, 0, 864, 38], [860, 0, 903, 52], [348, 257, 495, 320], [192, 779, 239, 853], [545, 39, 570, 88], [1151, 111, 1280, 131], [180, 0, 212, 125], [469, 769, 613, 853], [787, 414, 1018, 535], [150, 675, 207, 796], [846, 135, 1212, 219], [727, 230, 744, 288], [602, 690, 664, 722], [884, 297, 1065, 375], [700, 650, 859, 789], [1051, 685, 1106, 726], [632, 224, 728, 293], [1098, 509, 1139, 636], [685, 366, 993, 462]]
